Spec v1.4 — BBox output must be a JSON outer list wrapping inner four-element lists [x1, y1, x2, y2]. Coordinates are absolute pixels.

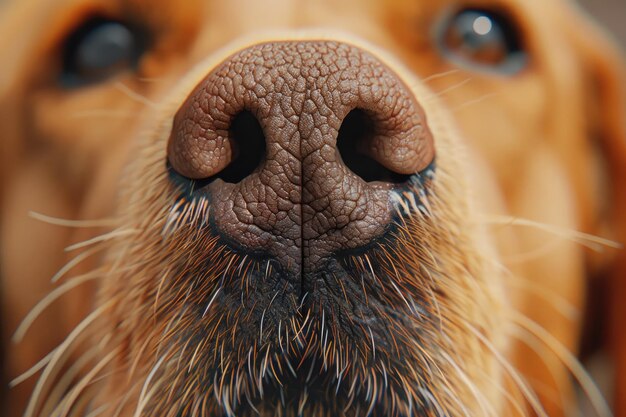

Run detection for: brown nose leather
[[167, 41, 434, 274]]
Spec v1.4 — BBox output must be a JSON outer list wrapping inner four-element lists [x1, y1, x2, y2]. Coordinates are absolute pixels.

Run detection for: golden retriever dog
[[1, 0, 625, 416]]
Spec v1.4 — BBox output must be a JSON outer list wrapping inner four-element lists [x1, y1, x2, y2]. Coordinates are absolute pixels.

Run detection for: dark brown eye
[[438, 8, 528, 74], [60, 17, 150, 87]]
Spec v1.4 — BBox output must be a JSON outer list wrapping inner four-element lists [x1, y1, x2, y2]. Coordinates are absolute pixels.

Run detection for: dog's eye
[[61, 18, 149, 87], [438, 9, 527, 74]]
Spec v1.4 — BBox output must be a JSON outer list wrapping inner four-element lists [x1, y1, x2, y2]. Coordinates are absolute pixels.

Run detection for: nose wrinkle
[[168, 41, 433, 277]]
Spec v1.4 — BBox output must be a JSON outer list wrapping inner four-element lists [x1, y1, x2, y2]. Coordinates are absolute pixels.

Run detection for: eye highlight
[[60, 17, 150, 87], [437, 8, 528, 74]]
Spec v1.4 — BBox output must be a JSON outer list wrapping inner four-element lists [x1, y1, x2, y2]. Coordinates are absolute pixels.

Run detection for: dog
[[1, 0, 625, 416]]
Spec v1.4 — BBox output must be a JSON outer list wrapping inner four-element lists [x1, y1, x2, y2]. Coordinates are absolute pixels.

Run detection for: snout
[[90, 38, 496, 417], [166, 40, 435, 277]]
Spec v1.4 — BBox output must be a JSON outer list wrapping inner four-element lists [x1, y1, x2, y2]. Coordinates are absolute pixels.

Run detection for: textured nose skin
[[168, 41, 434, 275]]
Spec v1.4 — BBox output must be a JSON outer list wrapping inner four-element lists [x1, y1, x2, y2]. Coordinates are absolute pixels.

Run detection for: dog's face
[[1, 0, 625, 416]]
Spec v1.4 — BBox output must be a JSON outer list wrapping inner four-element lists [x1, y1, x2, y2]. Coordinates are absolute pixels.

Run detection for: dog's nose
[[167, 41, 434, 273]]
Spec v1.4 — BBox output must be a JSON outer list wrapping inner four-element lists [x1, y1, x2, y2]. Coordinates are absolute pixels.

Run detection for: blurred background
[[0, 0, 623, 47], [579, 0, 625, 48], [556, 2, 625, 414], [0, 0, 624, 48]]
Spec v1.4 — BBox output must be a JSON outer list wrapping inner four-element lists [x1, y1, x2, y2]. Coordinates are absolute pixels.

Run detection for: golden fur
[[1, 0, 625, 416]]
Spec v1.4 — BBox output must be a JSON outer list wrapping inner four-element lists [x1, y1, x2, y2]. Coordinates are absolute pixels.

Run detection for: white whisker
[[503, 236, 570, 264], [29, 211, 117, 228], [65, 228, 138, 252], [10, 350, 55, 388], [478, 215, 621, 251], [440, 350, 498, 417], [452, 92, 500, 112], [464, 322, 549, 417], [422, 69, 461, 83], [424, 78, 472, 101], [508, 312, 612, 417], [113, 82, 158, 108], [54, 348, 120, 417], [50, 247, 104, 283], [84, 404, 111, 417], [14, 271, 102, 343], [503, 272, 580, 322], [24, 299, 116, 417], [133, 355, 166, 417]]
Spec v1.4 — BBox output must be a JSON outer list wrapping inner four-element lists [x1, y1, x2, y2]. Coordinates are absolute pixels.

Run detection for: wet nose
[[167, 41, 434, 273]]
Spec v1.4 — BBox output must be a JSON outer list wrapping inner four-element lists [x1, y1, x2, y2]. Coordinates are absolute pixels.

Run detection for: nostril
[[337, 109, 412, 184], [168, 109, 266, 191], [218, 110, 266, 184]]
